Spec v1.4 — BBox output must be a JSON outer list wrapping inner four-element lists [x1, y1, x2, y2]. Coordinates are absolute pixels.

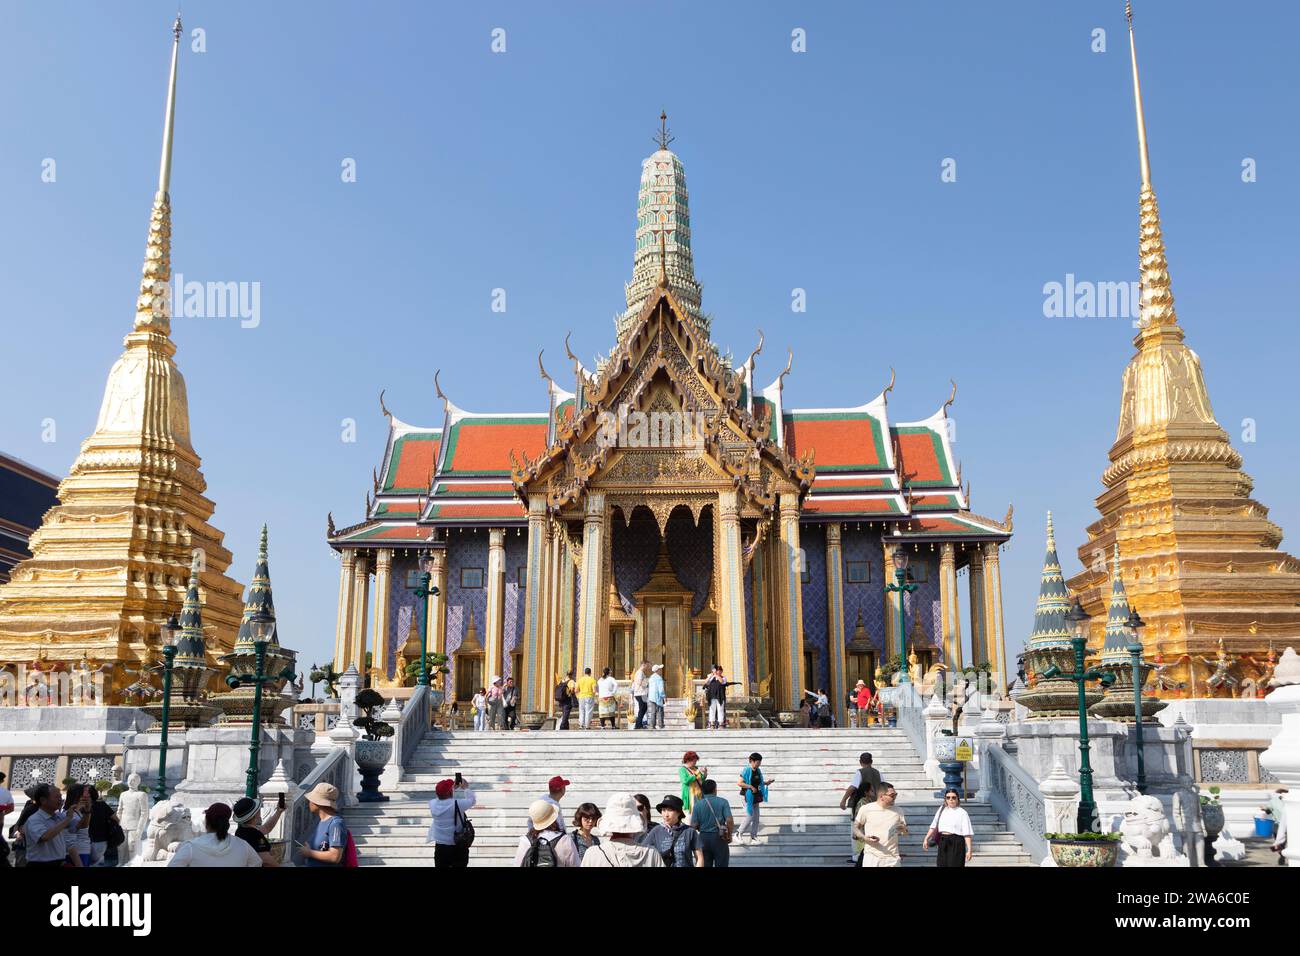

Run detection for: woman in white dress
[[923, 789, 973, 866]]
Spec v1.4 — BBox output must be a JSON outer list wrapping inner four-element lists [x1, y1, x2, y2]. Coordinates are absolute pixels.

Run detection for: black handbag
[[453, 801, 475, 849], [107, 819, 126, 849]]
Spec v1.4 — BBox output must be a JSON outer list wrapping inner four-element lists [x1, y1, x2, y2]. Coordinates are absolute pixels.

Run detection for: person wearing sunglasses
[[923, 789, 973, 866]]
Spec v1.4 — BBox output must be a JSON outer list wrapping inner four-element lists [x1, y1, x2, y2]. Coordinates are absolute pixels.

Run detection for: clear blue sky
[[2, 1, 1297, 673]]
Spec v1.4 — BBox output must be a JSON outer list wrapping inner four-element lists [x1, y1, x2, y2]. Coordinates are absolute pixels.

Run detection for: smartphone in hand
[[277, 792, 286, 810]]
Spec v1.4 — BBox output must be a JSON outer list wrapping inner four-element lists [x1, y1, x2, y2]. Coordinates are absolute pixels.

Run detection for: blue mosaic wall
[[503, 530, 528, 678], [840, 525, 886, 651], [799, 524, 829, 692], [445, 529, 488, 693]]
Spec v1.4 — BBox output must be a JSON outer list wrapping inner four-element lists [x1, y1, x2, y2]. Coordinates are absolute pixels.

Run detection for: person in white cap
[[579, 793, 664, 867], [297, 782, 348, 866], [516, 799, 579, 866], [487, 676, 505, 731], [646, 664, 666, 730]]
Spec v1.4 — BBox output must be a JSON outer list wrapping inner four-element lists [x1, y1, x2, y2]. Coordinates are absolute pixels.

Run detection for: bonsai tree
[[1200, 785, 1222, 806], [353, 688, 395, 741], [883, 656, 905, 685], [309, 662, 342, 699], [403, 652, 450, 685]]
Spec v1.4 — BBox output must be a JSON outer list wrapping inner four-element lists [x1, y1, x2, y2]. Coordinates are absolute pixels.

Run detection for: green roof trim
[[893, 425, 955, 487], [784, 409, 891, 473], [382, 430, 441, 493]]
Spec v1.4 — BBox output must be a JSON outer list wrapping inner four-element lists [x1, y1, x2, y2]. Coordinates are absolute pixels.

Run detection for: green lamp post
[[151, 613, 181, 802], [885, 547, 918, 684], [1126, 606, 1148, 794], [1043, 598, 1115, 833], [227, 606, 296, 799], [405, 557, 440, 687]]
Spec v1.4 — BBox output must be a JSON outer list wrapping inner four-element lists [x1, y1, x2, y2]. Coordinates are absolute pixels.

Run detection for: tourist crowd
[[427, 749, 974, 868]]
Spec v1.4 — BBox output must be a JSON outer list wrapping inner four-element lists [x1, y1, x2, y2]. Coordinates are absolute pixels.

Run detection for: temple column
[[371, 549, 394, 685], [544, 523, 562, 715], [485, 528, 507, 683], [559, 534, 577, 681], [333, 550, 356, 671], [773, 492, 806, 711], [939, 542, 963, 671], [522, 498, 550, 712], [717, 491, 750, 694], [750, 530, 769, 696], [348, 553, 370, 674], [576, 493, 607, 674], [969, 546, 987, 668], [982, 542, 1009, 694], [883, 539, 898, 661], [428, 547, 448, 658], [825, 522, 847, 726]]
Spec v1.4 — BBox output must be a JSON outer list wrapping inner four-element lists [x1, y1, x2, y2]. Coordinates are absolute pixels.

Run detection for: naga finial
[[743, 329, 765, 373], [378, 388, 392, 420], [327, 512, 336, 537], [538, 350, 554, 387], [1003, 503, 1014, 532], [776, 348, 794, 390], [434, 369, 450, 410], [942, 379, 957, 417], [882, 367, 896, 401]]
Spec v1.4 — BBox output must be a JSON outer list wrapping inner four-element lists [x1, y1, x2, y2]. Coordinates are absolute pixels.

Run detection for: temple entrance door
[[643, 602, 689, 696]]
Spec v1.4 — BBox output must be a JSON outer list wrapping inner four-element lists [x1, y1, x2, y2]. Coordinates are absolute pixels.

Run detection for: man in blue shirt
[[646, 664, 666, 730], [689, 778, 735, 867]]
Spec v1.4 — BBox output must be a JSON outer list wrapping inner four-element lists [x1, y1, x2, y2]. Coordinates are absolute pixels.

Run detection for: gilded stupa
[[0, 17, 245, 699], [1067, 3, 1300, 695]]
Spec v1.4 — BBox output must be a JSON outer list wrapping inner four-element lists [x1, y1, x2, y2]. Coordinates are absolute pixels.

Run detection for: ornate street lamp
[[1043, 598, 1115, 833], [227, 606, 296, 799], [405, 555, 441, 687], [1126, 606, 1148, 793], [885, 547, 919, 684], [151, 613, 181, 802]]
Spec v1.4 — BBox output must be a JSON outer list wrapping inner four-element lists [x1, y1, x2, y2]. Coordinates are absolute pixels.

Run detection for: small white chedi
[[1119, 794, 1187, 866]]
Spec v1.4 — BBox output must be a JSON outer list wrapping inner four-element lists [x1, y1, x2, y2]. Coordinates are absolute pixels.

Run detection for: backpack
[[454, 800, 476, 849], [555, 681, 569, 705], [343, 830, 360, 867], [521, 831, 558, 867]]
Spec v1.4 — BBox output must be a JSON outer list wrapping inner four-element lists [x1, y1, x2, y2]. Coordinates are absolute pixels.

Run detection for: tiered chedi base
[[211, 644, 298, 725], [1016, 645, 1104, 718], [1089, 661, 1168, 722]]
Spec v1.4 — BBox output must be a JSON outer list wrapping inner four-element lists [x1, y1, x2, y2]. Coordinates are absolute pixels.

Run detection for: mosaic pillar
[[333, 550, 356, 671], [559, 535, 577, 683], [485, 528, 507, 683], [429, 547, 448, 660], [940, 542, 964, 670], [969, 546, 987, 668], [544, 523, 562, 715], [717, 491, 750, 694], [371, 549, 394, 685], [576, 493, 607, 674], [349, 552, 370, 674], [982, 542, 1009, 694], [825, 522, 847, 725], [522, 498, 550, 712], [775, 493, 805, 711], [883, 540, 898, 661], [751, 532, 769, 695]]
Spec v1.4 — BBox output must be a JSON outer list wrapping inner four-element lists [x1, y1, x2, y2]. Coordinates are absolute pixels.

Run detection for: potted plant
[[1045, 831, 1122, 867], [1200, 785, 1225, 845], [353, 687, 395, 803]]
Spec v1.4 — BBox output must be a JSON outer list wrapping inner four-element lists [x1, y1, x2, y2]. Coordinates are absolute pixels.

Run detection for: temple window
[[460, 567, 484, 588]]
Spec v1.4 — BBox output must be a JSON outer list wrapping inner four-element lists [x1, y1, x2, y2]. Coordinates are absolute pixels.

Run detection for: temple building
[[1066, 6, 1300, 695], [0, 453, 59, 585], [327, 117, 1014, 721], [0, 19, 245, 700]]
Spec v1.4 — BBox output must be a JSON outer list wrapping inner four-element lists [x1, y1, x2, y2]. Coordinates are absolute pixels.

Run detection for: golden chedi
[[1067, 4, 1300, 697], [0, 18, 244, 701]]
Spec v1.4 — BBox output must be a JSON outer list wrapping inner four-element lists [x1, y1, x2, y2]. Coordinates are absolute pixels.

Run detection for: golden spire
[[134, 15, 183, 335], [158, 14, 182, 195], [1126, 1, 1177, 336]]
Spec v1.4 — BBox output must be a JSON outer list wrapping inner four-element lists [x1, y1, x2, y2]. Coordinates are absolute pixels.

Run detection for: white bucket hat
[[598, 792, 646, 836], [527, 799, 560, 830], [651, 663, 663, 672], [305, 782, 339, 808]]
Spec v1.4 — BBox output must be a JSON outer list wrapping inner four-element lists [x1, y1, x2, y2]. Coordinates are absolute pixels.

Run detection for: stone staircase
[[342, 726, 1034, 867]]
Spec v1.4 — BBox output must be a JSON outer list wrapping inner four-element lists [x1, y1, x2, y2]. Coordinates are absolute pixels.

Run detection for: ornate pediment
[[513, 287, 815, 514]]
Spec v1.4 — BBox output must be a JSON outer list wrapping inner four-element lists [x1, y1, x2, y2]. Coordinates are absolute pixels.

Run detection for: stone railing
[[398, 684, 430, 769], [292, 701, 341, 734], [888, 682, 926, 759], [289, 745, 351, 860], [984, 742, 1048, 863]]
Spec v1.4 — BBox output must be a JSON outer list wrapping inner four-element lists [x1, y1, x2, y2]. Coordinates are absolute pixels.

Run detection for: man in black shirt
[[232, 796, 285, 866]]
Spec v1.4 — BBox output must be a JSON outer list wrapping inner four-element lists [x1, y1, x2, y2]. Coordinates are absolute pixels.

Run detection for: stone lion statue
[[1119, 794, 1180, 864], [139, 799, 196, 863]]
